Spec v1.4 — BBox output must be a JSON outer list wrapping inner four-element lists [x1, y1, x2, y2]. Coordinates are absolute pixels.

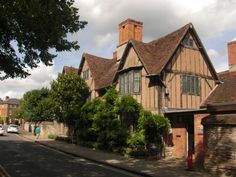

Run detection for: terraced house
[[78, 19, 219, 158]]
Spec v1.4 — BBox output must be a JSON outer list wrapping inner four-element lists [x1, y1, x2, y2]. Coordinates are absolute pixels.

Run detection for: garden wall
[[202, 114, 236, 177], [23, 120, 68, 139]]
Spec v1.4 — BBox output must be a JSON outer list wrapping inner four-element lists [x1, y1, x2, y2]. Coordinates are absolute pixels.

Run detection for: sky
[[1, 0, 236, 99]]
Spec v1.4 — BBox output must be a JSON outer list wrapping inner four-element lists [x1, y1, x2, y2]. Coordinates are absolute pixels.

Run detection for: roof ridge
[[83, 53, 113, 61], [148, 23, 191, 45]]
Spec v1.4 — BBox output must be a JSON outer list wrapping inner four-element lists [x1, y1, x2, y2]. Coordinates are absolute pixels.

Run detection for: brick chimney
[[113, 51, 117, 59], [228, 40, 236, 72], [119, 19, 143, 45], [117, 19, 143, 61]]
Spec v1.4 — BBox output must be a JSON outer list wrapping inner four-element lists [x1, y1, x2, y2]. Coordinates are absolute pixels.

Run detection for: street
[[0, 133, 140, 177]]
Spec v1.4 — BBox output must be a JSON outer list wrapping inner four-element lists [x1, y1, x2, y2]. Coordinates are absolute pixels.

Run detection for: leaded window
[[82, 69, 89, 80], [120, 70, 141, 94], [183, 38, 193, 48], [182, 75, 200, 95], [133, 70, 141, 93]]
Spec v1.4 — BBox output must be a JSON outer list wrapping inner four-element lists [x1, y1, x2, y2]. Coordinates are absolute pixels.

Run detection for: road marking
[[0, 165, 11, 177]]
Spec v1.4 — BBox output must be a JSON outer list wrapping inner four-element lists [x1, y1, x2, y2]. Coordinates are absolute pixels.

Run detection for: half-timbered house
[[78, 19, 219, 158]]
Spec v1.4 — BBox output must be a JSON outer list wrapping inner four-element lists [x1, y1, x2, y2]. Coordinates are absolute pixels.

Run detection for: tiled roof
[[62, 66, 78, 74], [80, 22, 217, 90], [129, 23, 191, 74], [201, 71, 236, 107], [0, 98, 20, 105], [202, 114, 236, 125], [80, 53, 118, 90]]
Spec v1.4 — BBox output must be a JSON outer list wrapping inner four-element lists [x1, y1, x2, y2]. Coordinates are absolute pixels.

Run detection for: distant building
[[62, 66, 79, 75], [0, 96, 20, 123]]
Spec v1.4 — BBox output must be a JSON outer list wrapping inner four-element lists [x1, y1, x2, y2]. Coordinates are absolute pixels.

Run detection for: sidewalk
[[19, 129, 207, 177]]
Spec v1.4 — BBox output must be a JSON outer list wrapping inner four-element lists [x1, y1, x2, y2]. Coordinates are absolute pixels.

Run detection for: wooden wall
[[116, 34, 217, 113], [123, 47, 142, 69], [164, 45, 216, 110], [80, 60, 97, 99], [118, 47, 159, 114]]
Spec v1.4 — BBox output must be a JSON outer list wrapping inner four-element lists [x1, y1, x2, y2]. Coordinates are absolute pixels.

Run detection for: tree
[[93, 88, 128, 152], [0, 0, 87, 79], [116, 95, 142, 132], [78, 88, 128, 152], [50, 73, 89, 128], [78, 98, 103, 143], [18, 88, 54, 123]]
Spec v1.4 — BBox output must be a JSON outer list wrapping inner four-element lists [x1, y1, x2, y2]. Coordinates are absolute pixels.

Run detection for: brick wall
[[203, 124, 236, 176], [228, 41, 236, 71], [172, 126, 187, 157], [194, 114, 208, 163]]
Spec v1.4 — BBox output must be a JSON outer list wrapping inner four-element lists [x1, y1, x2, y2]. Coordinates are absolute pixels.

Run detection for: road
[[0, 133, 140, 177]]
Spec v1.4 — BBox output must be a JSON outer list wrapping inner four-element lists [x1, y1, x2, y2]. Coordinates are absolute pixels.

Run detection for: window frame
[[183, 38, 194, 48], [82, 69, 89, 80], [119, 69, 141, 95], [181, 74, 200, 96]]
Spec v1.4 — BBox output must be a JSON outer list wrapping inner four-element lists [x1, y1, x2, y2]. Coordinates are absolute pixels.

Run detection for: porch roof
[[164, 108, 207, 116]]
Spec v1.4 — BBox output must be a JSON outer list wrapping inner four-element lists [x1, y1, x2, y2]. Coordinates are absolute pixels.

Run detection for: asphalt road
[[0, 133, 140, 177]]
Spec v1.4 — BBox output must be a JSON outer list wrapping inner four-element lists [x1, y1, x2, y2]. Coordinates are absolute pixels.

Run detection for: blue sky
[[1, 0, 236, 99]]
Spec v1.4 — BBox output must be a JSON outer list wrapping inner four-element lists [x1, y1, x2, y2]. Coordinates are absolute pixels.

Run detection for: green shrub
[[115, 95, 142, 131], [94, 105, 128, 152], [48, 134, 57, 139], [138, 110, 170, 144], [125, 130, 147, 157], [77, 98, 103, 142], [127, 130, 145, 150], [78, 88, 129, 153]]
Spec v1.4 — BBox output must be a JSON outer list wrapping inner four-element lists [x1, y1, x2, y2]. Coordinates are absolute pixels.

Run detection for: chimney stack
[[228, 40, 236, 72], [5, 96, 9, 100], [117, 19, 143, 61], [113, 51, 117, 59], [118, 19, 143, 45]]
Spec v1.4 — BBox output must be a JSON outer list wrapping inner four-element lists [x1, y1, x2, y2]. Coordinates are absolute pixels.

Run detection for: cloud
[[72, 0, 236, 72], [0, 64, 57, 99], [2, 0, 236, 98], [75, 0, 236, 44], [231, 37, 236, 42], [208, 49, 220, 59]]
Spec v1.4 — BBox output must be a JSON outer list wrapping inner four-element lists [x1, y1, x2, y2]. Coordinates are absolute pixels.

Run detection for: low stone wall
[[23, 121, 68, 139], [202, 114, 236, 177]]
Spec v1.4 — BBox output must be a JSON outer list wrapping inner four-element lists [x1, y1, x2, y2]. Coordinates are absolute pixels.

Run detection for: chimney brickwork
[[228, 41, 236, 72], [117, 19, 143, 61], [118, 19, 143, 45]]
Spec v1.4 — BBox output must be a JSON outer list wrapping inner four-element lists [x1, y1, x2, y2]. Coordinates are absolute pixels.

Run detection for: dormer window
[[82, 69, 89, 80], [183, 38, 193, 48]]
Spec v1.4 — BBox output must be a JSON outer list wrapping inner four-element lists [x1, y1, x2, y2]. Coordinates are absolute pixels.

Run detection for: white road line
[[0, 165, 11, 177]]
